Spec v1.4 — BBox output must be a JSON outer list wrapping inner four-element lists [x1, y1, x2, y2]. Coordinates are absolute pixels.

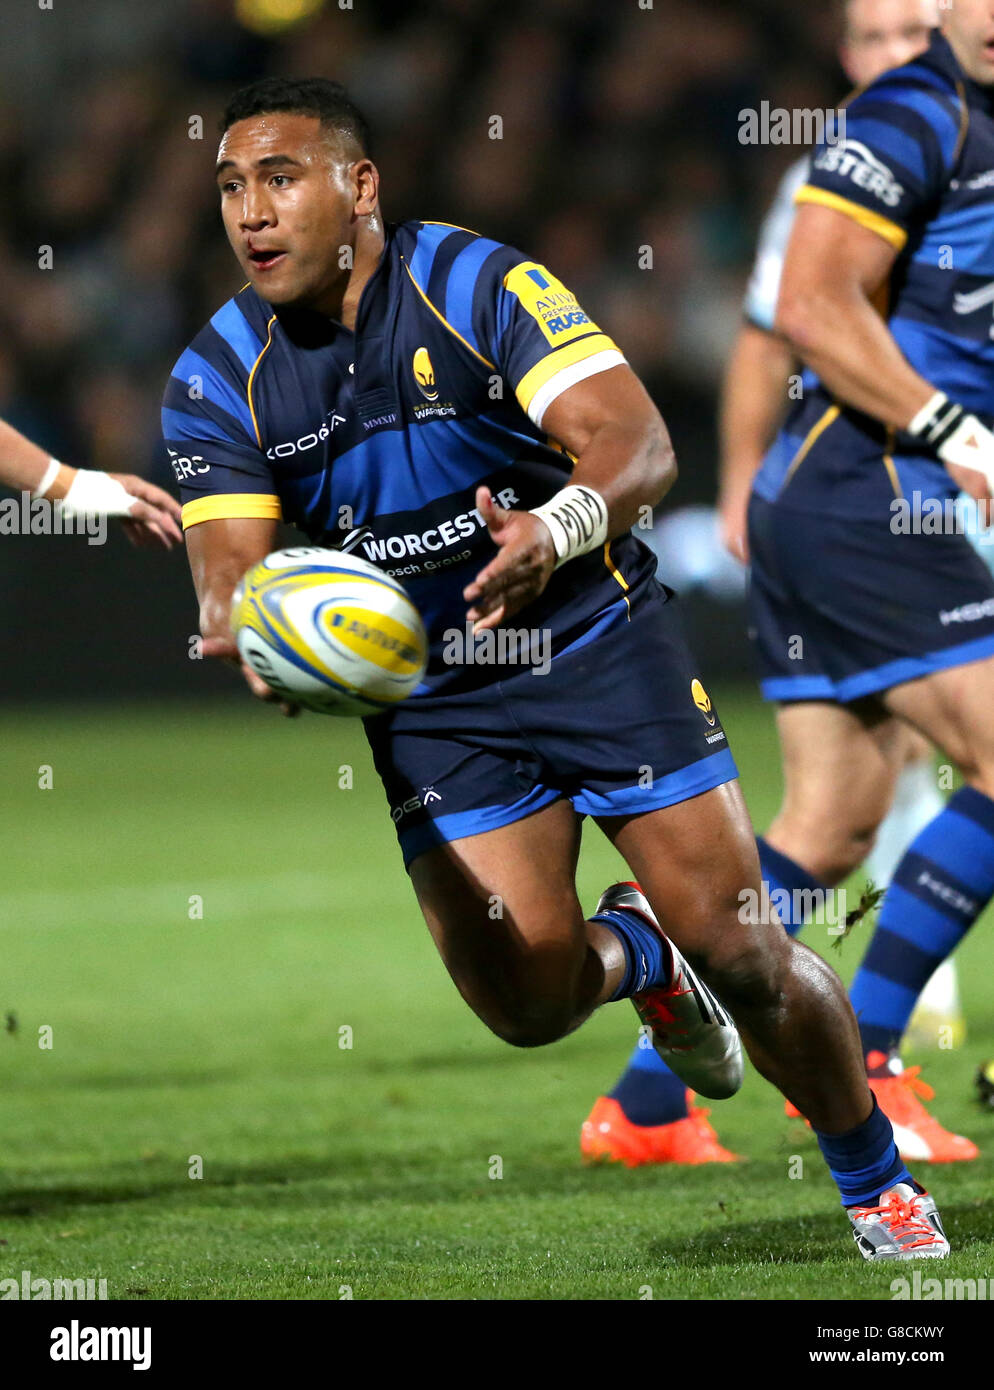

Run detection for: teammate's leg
[[767, 698, 975, 1159], [766, 699, 906, 887], [851, 657, 994, 1066], [863, 730, 964, 1049]]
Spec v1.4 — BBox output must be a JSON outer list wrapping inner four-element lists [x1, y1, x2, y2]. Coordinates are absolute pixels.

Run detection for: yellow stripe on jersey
[[603, 541, 631, 618], [181, 493, 283, 530], [793, 186, 908, 252], [779, 404, 841, 493], [514, 333, 619, 416], [247, 314, 278, 448]]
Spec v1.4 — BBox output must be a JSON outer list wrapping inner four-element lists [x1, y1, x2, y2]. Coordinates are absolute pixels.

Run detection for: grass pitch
[[1, 690, 992, 1300]]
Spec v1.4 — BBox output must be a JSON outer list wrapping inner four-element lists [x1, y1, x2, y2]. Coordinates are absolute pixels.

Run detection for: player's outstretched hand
[[463, 485, 556, 632], [719, 487, 750, 564], [112, 474, 184, 550], [201, 634, 301, 718]]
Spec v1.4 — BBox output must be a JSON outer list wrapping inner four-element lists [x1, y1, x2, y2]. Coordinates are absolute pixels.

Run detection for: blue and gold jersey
[[163, 219, 655, 694], [755, 29, 994, 517]]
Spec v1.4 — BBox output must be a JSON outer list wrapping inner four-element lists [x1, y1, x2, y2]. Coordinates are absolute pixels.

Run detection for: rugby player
[[583, 0, 976, 1170], [165, 77, 950, 1258], [594, 2, 994, 1184], [0, 414, 182, 547]]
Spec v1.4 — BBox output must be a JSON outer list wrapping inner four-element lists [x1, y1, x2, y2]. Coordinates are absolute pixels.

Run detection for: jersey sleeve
[[743, 155, 810, 331], [795, 70, 964, 252], [471, 250, 626, 430], [162, 336, 282, 532]]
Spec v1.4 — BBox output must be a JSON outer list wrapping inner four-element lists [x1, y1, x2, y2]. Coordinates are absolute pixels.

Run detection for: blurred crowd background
[[0, 0, 849, 696]]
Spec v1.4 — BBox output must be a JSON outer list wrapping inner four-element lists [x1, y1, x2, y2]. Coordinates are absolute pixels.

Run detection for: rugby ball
[[230, 547, 428, 715]]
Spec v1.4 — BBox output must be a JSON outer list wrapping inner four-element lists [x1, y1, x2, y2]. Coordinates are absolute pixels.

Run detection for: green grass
[[1, 690, 992, 1299]]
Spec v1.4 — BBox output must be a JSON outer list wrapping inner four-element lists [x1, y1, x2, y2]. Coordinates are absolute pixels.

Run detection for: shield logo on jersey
[[691, 678, 716, 727], [413, 347, 438, 401]]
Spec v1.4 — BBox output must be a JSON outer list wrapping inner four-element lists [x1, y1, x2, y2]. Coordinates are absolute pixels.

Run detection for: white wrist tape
[[61, 470, 139, 519], [32, 457, 62, 499], [530, 484, 609, 568], [907, 390, 994, 490]]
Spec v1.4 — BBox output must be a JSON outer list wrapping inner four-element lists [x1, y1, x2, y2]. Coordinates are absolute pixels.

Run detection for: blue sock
[[756, 836, 822, 936], [850, 785, 994, 1058], [815, 1096, 915, 1206], [598, 839, 823, 1127], [595, 908, 671, 1001], [609, 1036, 690, 1125]]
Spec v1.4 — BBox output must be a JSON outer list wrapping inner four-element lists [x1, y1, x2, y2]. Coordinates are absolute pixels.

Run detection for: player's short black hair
[[220, 77, 371, 156]]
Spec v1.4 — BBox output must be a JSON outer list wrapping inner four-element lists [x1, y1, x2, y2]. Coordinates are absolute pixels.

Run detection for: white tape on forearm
[[32, 457, 62, 499], [906, 389, 994, 491], [938, 415, 994, 491], [61, 470, 138, 518], [530, 485, 609, 568]]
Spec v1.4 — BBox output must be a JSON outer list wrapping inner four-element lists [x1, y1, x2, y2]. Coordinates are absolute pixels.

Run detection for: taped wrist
[[529, 485, 609, 568]]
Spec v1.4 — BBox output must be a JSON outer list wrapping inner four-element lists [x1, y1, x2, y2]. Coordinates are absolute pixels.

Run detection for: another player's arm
[[718, 324, 796, 562], [775, 204, 994, 502], [185, 515, 294, 708], [0, 415, 182, 548], [464, 364, 674, 629]]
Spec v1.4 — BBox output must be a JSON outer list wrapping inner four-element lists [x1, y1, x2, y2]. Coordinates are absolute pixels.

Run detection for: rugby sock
[[756, 836, 823, 936], [600, 838, 822, 1127], [608, 1036, 689, 1126], [815, 1096, 917, 1207], [595, 908, 672, 1001], [850, 785, 994, 1059]]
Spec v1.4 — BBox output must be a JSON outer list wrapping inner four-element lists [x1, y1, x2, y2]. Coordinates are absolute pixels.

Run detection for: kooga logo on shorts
[[813, 140, 904, 208]]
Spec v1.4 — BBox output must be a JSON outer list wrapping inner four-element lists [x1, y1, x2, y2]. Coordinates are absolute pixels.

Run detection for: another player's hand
[[201, 634, 301, 718], [947, 463, 994, 528], [719, 488, 751, 564], [463, 486, 556, 632], [111, 474, 184, 550]]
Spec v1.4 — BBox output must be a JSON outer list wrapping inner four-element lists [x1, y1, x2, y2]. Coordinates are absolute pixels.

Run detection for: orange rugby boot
[[581, 1092, 741, 1166]]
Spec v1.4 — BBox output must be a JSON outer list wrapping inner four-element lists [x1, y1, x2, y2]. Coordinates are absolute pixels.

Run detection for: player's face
[[215, 113, 373, 311], [941, 0, 994, 83], [840, 0, 938, 86]]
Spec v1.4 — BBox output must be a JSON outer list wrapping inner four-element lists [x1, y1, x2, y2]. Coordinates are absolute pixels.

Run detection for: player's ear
[[352, 159, 379, 218]]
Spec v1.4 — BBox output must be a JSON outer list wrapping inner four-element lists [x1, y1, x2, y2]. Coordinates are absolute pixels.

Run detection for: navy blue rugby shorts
[[748, 493, 994, 704], [363, 578, 738, 869]]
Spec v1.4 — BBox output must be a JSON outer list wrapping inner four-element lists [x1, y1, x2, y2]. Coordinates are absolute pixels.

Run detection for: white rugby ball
[[230, 547, 428, 715]]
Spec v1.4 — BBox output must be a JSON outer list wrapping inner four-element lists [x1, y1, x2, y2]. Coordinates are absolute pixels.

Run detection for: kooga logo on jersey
[[813, 140, 904, 208]]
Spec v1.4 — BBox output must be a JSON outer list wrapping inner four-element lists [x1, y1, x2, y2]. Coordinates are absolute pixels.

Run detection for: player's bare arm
[[718, 323, 795, 562], [186, 515, 295, 708], [463, 364, 673, 630], [775, 205, 932, 426], [0, 415, 183, 549], [776, 204, 994, 503]]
